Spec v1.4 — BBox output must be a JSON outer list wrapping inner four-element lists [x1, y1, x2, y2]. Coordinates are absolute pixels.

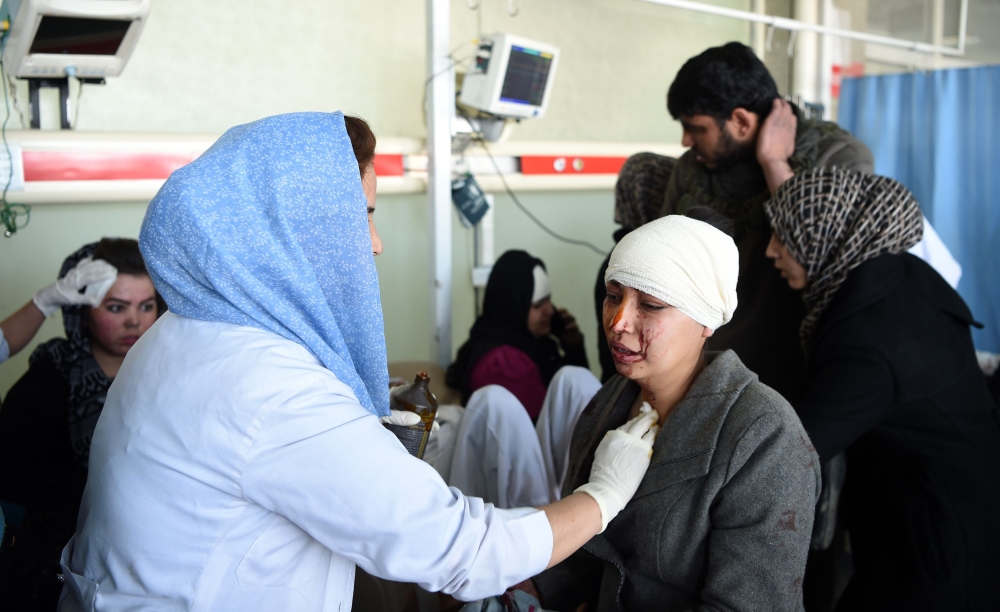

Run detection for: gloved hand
[[33, 257, 118, 317], [378, 410, 422, 427], [575, 403, 660, 532]]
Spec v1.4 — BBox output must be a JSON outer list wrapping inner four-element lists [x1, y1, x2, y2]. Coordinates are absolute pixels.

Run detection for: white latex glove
[[378, 410, 422, 427], [33, 257, 118, 317], [575, 402, 660, 532]]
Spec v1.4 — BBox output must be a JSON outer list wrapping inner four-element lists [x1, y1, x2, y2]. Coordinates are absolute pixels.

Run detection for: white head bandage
[[531, 264, 551, 304], [605, 215, 738, 330]]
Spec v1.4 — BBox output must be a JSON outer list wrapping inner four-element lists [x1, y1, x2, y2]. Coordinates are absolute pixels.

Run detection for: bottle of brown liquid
[[384, 371, 439, 459]]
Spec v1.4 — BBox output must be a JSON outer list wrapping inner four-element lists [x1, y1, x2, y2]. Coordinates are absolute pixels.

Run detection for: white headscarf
[[605, 215, 738, 330], [531, 265, 551, 304]]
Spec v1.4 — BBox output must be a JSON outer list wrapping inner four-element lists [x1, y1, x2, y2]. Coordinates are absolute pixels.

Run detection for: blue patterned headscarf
[[139, 112, 389, 416]]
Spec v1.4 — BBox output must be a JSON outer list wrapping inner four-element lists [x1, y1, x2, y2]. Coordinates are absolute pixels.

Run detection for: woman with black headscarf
[[447, 250, 589, 420], [764, 167, 1000, 611], [594, 153, 676, 382], [0, 238, 164, 609]]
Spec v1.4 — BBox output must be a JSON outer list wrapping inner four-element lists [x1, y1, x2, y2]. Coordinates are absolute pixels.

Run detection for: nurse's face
[[86, 273, 158, 357], [363, 164, 383, 256]]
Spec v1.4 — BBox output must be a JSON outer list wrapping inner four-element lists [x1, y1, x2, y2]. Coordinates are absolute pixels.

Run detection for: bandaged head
[[605, 215, 738, 330]]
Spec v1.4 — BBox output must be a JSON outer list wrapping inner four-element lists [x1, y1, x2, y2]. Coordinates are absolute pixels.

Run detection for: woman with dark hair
[[0, 237, 163, 609], [764, 167, 1000, 610], [58, 113, 657, 611], [439, 251, 599, 509], [447, 249, 589, 420], [594, 152, 676, 382]]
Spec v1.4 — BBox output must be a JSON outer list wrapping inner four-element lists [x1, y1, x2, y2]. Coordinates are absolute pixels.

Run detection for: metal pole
[[750, 0, 766, 59], [638, 0, 967, 57], [426, 0, 453, 367], [792, 0, 819, 104], [931, 0, 945, 69], [957, 0, 969, 54]]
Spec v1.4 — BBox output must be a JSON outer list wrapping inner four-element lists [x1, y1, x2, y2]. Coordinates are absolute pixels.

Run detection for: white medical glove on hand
[[575, 403, 660, 532], [378, 410, 422, 427], [33, 257, 118, 317]]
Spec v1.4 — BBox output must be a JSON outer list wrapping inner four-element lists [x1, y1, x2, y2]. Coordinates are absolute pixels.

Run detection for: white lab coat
[[58, 312, 553, 612], [909, 217, 962, 289]]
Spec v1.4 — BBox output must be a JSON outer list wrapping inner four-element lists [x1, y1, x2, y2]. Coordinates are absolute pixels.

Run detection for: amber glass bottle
[[384, 371, 439, 459]]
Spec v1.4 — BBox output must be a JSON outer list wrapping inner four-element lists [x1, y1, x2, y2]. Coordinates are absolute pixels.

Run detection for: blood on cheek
[[637, 315, 665, 358]]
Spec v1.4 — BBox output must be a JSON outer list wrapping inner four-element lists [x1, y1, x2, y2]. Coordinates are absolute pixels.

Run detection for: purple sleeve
[[467, 346, 547, 420]]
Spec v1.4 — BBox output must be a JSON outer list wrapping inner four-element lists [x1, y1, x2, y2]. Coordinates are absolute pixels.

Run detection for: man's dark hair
[[684, 206, 735, 238], [667, 42, 779, 123]]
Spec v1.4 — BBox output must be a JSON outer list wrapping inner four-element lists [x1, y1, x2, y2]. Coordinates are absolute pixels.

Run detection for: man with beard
[[663, 43, 960, 611], [663, 42, 960, 403]]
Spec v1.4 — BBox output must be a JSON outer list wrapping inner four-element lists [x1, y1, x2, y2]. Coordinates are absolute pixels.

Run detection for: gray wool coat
[[534, 350, 821, 612]]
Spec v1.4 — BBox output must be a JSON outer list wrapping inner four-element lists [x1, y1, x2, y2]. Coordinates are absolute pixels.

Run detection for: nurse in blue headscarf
[[56, 112, 658, 612]]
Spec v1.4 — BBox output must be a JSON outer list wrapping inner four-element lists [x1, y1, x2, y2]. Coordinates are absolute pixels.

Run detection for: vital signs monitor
[[0, 0, 150, 79], [459, 33, 560, 120]]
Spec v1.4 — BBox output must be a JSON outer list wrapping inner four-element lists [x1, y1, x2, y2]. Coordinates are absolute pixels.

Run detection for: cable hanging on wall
[[0, 31, 29, 237], [473, 135, 609, 257]]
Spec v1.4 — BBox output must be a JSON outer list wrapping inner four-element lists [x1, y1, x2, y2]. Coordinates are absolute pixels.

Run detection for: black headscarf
[[29, 243, 111, 467], [447, 250, 564, 404]]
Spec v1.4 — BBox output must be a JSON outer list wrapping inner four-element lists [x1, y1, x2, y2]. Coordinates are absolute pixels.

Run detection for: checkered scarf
[[614, 153, 675, 231], [764, 168, 924, 349], [30, 243, 111, 466]]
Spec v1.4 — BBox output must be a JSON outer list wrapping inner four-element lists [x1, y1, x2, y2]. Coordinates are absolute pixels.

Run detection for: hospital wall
[[0, 0, 751, 396]]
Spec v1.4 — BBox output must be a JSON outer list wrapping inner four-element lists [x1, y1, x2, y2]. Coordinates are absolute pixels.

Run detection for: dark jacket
[[535, 350, 821, 612], [0, 359, 87, 610], [795, 253, 1000, 611], [664, 121, 874, 402]]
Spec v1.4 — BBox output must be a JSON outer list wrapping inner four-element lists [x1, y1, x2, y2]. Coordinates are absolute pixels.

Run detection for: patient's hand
[[557, 308, 583, 349]]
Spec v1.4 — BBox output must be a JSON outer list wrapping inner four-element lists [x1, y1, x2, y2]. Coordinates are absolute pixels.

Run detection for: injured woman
[[518, 214, 821, 612]]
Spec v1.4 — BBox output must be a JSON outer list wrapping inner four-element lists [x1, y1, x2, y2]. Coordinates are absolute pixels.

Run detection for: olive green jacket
[[663, 119, 873, 402]]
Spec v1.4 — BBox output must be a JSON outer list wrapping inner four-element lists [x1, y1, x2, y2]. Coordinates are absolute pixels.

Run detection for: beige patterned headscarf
[[764, 168, 924, 349]]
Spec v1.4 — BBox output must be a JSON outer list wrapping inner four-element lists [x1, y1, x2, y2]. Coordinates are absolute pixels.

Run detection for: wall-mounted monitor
[[1, 0, 150, 79], [459, 33, 560, 120]]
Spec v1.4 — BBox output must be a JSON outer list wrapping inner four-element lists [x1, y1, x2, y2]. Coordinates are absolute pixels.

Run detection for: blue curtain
[[839, 66, 1000, 352]]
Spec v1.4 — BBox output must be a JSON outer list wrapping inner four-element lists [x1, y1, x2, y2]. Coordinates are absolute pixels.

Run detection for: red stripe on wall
[[520, 155, 627, 175], [22, 151, 408, 182], [373, 153, 404, 177], [23, 151, 198, 181]]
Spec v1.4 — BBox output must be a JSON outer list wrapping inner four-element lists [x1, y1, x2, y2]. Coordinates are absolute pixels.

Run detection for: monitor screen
[[29, 16, 131, 56], [499, 45, 553, 106]]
